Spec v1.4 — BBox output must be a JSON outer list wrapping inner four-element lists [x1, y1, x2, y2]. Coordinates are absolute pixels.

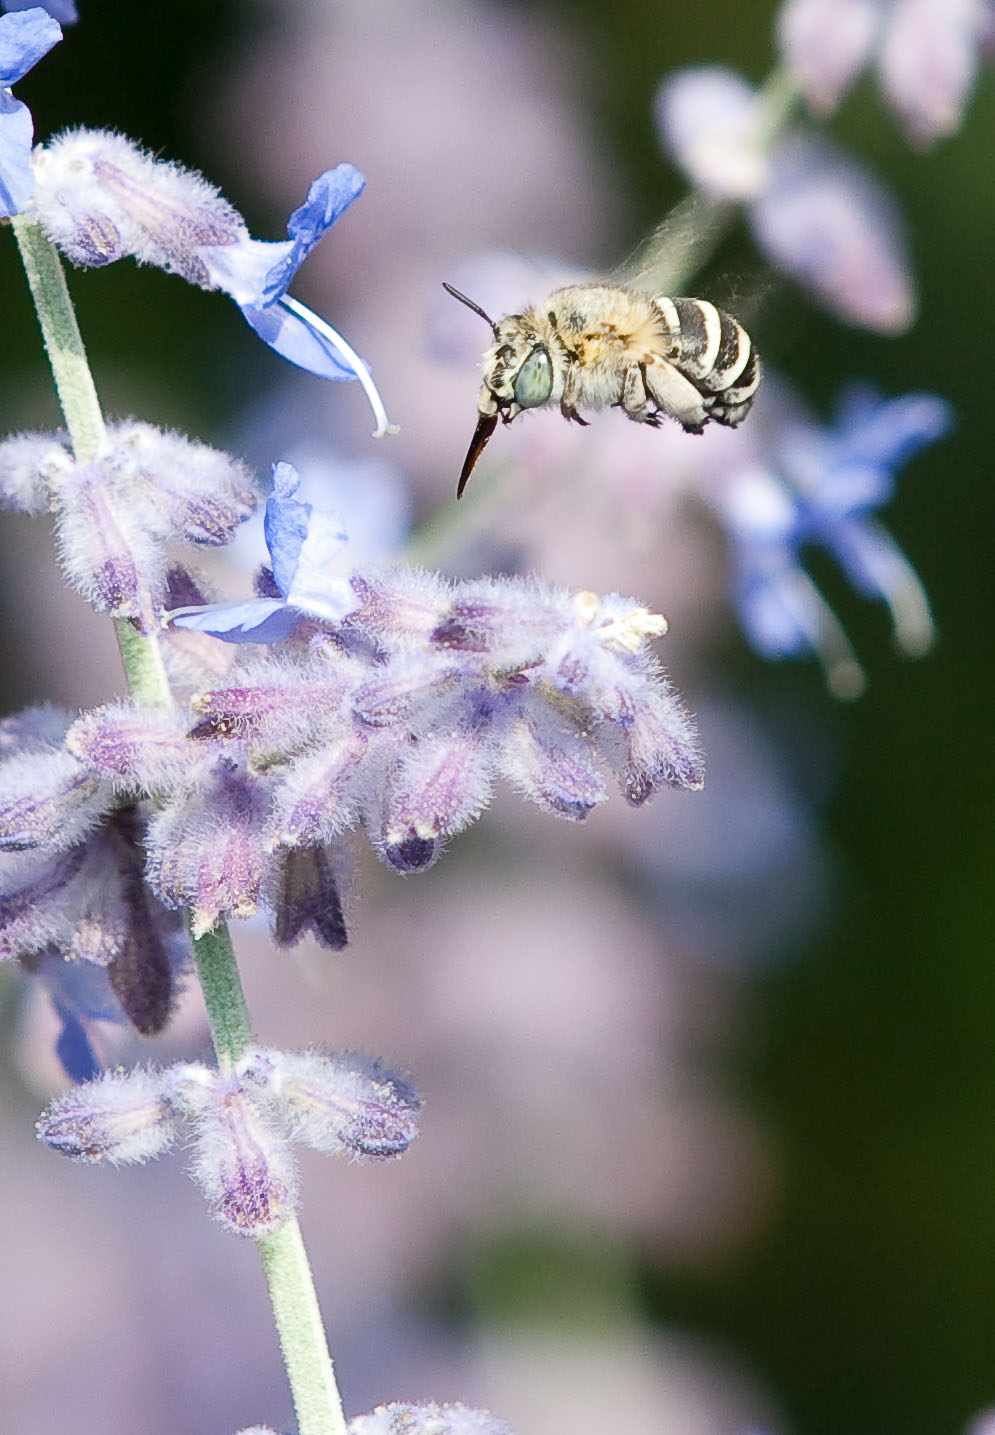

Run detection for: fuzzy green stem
[[13, 212, 347, 1435], [259, 1221, 349, 1435], [12, 214, 107, 460]]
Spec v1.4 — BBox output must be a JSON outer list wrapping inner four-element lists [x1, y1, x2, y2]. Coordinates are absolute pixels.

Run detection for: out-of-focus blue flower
[[654, 65, 915, 332], [0, 6, 61, 217], [170, 461, 358, 643], [2, 1, 75, 22], [31, 134, 396, 435], [710, 380, 952, 695], [778, 0, 994, 146]]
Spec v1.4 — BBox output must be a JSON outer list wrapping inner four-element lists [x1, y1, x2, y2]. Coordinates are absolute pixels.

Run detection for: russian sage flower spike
[[0, 6, 62, 217], [348, 1403, 515, 1435], [29, 132, 396, 435]]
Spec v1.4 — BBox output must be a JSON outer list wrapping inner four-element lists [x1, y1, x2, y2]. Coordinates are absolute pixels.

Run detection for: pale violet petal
[[654, 66, 769, 199], [749, 132, 916, 332], [878, 0, 983, 144], [777, 0, 881, 112], [283, 509, 357, 624]]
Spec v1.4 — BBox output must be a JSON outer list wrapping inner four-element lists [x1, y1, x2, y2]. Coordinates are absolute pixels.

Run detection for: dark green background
[[2, 4, 993, 1432]]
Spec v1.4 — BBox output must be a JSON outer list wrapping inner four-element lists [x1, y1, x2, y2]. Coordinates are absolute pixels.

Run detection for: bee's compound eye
[[512, 346, 553, 408]]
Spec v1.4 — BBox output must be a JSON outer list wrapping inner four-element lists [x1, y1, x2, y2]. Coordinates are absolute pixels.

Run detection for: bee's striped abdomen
[[652, 295, 761, 428]]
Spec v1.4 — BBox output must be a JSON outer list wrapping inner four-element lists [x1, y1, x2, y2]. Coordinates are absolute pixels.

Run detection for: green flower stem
[[14, 213, 347, 1435], [259, 1221, 349, 1435], [12, 214, 106, 461]]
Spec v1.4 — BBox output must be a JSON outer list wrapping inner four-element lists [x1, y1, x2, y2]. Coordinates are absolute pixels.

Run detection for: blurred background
[[1, 2, 993, 1433]]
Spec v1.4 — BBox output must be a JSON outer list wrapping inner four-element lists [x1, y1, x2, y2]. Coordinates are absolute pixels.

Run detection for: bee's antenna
[[442, 282, 500, 339]]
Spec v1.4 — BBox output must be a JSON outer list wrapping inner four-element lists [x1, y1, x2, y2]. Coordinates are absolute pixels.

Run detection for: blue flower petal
[[0, 90, 33, 216], [239, 298, 363, 381], [0, 6, 62, 85], [55, 1008, 101, 1084], [264, 461, 310, 598], [259, 163, 366, 305], [170, 597, 303, 644]]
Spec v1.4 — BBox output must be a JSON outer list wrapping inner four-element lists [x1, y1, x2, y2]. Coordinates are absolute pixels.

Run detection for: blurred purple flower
[[705, 378, 951, 694], [0, 6, 61, 216], [31, 133, 395, 433], [654, 66, 916, 331], [778, 0, 995, 145], [170, 460, 357, 643]]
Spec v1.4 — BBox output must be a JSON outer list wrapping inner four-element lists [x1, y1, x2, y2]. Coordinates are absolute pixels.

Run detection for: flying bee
[[443, 280, 762, 498]]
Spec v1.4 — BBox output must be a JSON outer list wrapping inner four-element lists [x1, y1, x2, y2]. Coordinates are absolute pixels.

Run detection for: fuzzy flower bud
[[348, 1403, 515, 1435], [36, 1065, 183, 1164], [182, 1070, 299, 1238], [239, 1048, 421, 1159]]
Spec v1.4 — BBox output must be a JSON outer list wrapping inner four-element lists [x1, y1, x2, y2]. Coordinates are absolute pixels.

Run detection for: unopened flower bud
[[348, 1403, 515, 1435], [37, 1065, 182, 1164], [185, 1075, 298, 1237], [240, 1048, 421, 1160]]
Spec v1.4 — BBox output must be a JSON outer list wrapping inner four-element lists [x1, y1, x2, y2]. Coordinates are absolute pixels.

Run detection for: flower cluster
[[0, 421, 256, 625], [37, 1044, 421, 1236], [74, 566, 702, 915]]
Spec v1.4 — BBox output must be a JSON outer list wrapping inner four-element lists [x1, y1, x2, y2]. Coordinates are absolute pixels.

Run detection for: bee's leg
[[617, 363, 655, 423], [560, 362, 589, 424], [642, 356, 708, 433]]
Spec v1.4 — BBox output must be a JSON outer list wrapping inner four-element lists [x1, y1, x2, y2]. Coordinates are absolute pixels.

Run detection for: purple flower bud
[[599, 686, 705, 804], [145, 765, 273, 935], [430, 578, 563, 663], [268, 845, 348, 951], [498, 705, 608, 820], [364, 696, 497, 872], [32, 129, 247, 284], [67, 703, 208, 793], [185, 1074, 299, 1237], [0, 746, 110, 850], [101, 421, 257, 548], [189, 658, 354, 747], [348, 569, 451, 649], [53, 458, 159, 621], [348, 1403, 515, 1435], [0, 430, 67, 513], [271, 733, 369, 848], [239, 1048, 420, 1160], [36, 1065, 181, 1164], [654, 65, 770, 199]]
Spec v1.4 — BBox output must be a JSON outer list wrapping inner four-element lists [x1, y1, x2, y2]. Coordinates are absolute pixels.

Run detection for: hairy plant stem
[[14, 217, 348, 1435]]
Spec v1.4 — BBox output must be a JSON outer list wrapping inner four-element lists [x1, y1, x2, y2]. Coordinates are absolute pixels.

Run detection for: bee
[[443, 280, 761, 498]]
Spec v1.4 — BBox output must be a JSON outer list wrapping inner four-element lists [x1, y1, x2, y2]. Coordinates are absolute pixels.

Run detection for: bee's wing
[[456, 413, 498, 499]]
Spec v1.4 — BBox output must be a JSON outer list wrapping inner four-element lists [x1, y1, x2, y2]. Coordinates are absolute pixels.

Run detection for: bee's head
[[443, 282, 555, 497]]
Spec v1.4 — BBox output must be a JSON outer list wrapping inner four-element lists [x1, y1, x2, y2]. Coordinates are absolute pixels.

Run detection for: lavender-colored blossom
[[39, 1044, 419, 1232], [170, 461, 358, 643], [750, 131, 915, 333], [778, 0, 994, 145], [30, 133, 396, 433], [0, 7, 61, 217], [0, 422, 256, 627], [703, 377, 952, 693], [36, 1064, 182, 1163], [184, 1073, 300, 1238], [654, 66, 916, 331], [239, 1047, 421, 1159], [348, 1403, 515, 1435]]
